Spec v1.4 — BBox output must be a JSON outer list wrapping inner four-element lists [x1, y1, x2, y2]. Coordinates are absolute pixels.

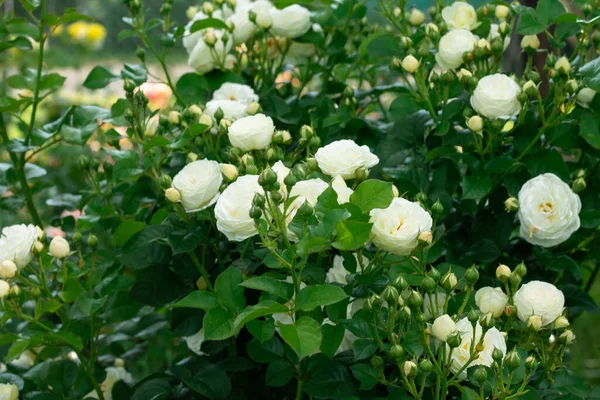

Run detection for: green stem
[[188, 251, 214, 292], [25, 0, 47, 146]]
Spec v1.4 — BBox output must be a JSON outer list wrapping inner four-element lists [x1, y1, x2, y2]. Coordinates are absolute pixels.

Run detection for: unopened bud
[[0, 260, 17, 279], [555, 56, 571, 74], [554, 316, 570, 330], [168, 111, 181, 125], [504, 197, 519, 212], [403, 361, 418, 377], [527, 315, 542, 331], [418, 231, 433, 245], [221, 164, 238, 181], [521, 35, 540, 50], [572, 177, 586, 193], [165, 188, 181, 203], [467, 115, 483, 132], [49, 236, 70, 259], [401, 55, 420, 74]]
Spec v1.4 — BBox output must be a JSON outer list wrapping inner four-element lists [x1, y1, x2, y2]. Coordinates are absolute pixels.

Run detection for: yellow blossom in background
[[52, 24, 64, 36], [67, 21, 88, 42], [86, 23, 107, 49], [67, 21, 107, 50]]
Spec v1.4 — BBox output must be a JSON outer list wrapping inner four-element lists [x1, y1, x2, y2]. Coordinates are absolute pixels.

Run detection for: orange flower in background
[[137, 82, 173, 111]]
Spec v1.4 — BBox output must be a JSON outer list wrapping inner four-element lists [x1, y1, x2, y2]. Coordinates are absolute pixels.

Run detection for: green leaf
[[203, 307, 237, 340], [350, 180, 394, 212], [516, 8, 546, 35], [172, 291, 218, 310], [35, 298, 62, 319], [536, 0, 566, 26], [353, 339, 377, 361], [215, 267, 246, 312], [58, 278, 85, 303], [76, 295, 107, 316], [40, 73, 66, 91], [240, 276, 293, 299], [189, 18, 229, 32], [389, 92, 421, 118], [113, 220, 146, 247], [462, 174, 492, 201], [247, 319, 275, 343], [266, 360, 296, 387], [277, 317, 322, 360], [121, 63, 147, 85], [350, 363, 378, 390], [462, 387, 479, 400], [234, 300, 289, 329], [320, 323, 345, 357], [332, 218, 373, 251], [295, 285, 349, 312], [83, 66, 119, 90]]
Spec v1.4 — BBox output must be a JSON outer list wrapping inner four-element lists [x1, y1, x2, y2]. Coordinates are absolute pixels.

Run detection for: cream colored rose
[[271, 5, 311, 38], [517, 173, 581, 247], [272, 160, 291, 193], [227, 114, 274, 151], [187, 30, 232, 74], [431, 314, 457, 342], [442, 2, 478, 30], [184, 328, 206, 355], [0, 260, 17, 279], [488, 24, 510, 50], [49, 236, 70, 259], [475, 287, 508, 318], [449, 318, 507, 378], [315, 140, 379, 179], [435, 29, 478, 70], [577, 87, 596, 106], [286, 179, 329, 230], [212, 82, 259, 105], [205, 99, 248, 121], [0, 280, 9, 298], [513, 280, 565, 326], [228, 11, 255, 45], [331, 175, 353, 203], [471, 74, 521, 119], [215, 175, 264, 241], [86, 366, 134, 400], [0, 384, 18, 400], [326, 253, 367, 285], [172, 159, 223, 213], [0, 224, 37, 270], [369, 197, 433, 255]]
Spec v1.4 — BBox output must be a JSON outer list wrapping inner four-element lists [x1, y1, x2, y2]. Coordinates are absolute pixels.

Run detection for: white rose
[[227, 114, 274, 151], [488, 24, 510, 50], [286, 178, 329, 228], [188, 30, 232, 75], [577, 87, 596, 106], [441, 2, 478, 30], [337, 329, 359, 354], [0, 224, 37, 270], [326, 254, 367, 285], [215, 175, 264, 241], [331, 175, 353, 204], [172, 159, 223, 213], [285, 41, 316, 65], [475, 287, 508, 318], [0, 260, 17, 279], [212, 82, 259, 105], [315, 140, 379, 179], [228, 11, 255, 45], [513, 280, 565, 326], [517, 173, 581, 247], [369, 197, 433, 255], [272, 160, 291, 192], [184, 328, 206, 355], [424, 292, 446, 319], [10, 349, 36, 369], [435, 29, 478, 70], [471, 74, 522, 119], [0, 280, 9, 298], [0, 384, 18, 400], [205, 99, 248, 121], [449, 318, 507, 378], [271, 5, 311, 39], [182, 10, 225, 52], [49, 236, 70, 259], [431, 314, 457, 342]]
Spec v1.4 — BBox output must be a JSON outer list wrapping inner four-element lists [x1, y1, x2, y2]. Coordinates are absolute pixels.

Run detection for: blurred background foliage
[[3, 0, 599, 387]]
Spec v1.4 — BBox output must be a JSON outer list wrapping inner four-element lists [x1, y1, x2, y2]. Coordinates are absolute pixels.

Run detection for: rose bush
[[1, 0, 600, 399]]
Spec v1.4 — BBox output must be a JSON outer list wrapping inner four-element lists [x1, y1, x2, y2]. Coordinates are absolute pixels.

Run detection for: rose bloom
[[212, 82, 259, 105], [315, 139, 379, 179], [471, 74, 521, 119], [0, 224, 37, 270], [442, 2, 478, 30], [182, 10, 225, 52], [138, 82, 173, 111], [331, 175, 353, 203], [431, 314, 457, 342], [513, 280, 565, 326], [369, 197, 433, 255], [172, 159, 223, 212], [0, 384, 18, 400], [272, 160, 291, 193], [488, 24, 510, 50], [227, 114, 274, 151], [286, 178, 329, 233], [449, 317, 507, 378], [205, 99, 248, 121], [184, 328, 206, 355], [475, 287, 508, 318], [86, 367, 133, 400], [517, 173, 581, 247], [215, 175, 264, 241], [435, 29, 478, 70], [271, 4, 312, 39], [228, 10, 255, 45], [188, 30, 232, 75], [326, 253, 367, 285]]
